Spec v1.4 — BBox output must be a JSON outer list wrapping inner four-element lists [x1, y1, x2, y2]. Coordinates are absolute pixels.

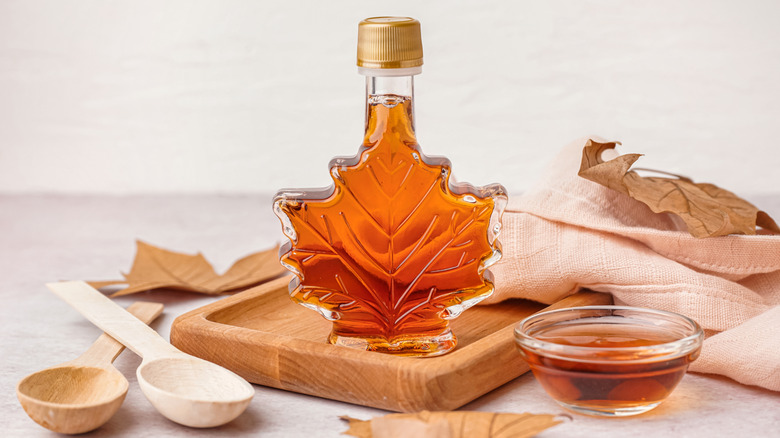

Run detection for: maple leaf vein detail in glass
[[273, 99, 506, 356]]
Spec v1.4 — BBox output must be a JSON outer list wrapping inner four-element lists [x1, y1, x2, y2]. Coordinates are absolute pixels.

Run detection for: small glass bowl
[[514, 305, 703, 417]]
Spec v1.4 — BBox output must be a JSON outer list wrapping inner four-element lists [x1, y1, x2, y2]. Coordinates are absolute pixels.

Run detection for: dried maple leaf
[[341, 411, 561, 438], [88, 240, 286, 296], [578, 139, 780, 238]]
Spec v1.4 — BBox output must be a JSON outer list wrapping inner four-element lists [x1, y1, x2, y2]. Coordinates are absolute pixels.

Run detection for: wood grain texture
[[171, 276, 612, 412]]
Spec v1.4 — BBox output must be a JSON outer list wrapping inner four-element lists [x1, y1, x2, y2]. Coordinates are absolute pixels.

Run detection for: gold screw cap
[[357, 17, 423, 69]]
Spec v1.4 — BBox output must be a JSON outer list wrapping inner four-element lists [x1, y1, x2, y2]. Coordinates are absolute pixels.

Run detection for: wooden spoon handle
[[47, 281, 179, 359], [74, 301, 164, 366]]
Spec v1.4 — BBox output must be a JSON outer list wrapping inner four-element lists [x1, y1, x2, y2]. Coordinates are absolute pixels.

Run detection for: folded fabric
[[488, 137, 780, 391]]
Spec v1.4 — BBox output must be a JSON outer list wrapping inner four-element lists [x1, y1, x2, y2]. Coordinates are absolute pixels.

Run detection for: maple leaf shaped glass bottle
[[273, 17, 507, 356]]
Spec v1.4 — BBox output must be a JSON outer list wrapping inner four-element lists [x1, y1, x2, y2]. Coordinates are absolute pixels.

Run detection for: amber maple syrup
[[519, 323, 699, 415], [277, 96, 501, 355]]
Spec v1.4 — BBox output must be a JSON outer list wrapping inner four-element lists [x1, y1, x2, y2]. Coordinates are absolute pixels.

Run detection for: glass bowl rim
[[514, 305, 704, 362]]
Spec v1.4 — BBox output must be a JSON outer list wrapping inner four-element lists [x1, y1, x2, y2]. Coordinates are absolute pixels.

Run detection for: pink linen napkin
[[488, 137, 780, 391]]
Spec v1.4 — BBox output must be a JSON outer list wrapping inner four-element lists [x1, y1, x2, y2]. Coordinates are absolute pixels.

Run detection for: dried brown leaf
[[578, 139, 780, 238], [87, 240, 286, 297], [200, 248, 283, 292], [341, 410, 561, 438]]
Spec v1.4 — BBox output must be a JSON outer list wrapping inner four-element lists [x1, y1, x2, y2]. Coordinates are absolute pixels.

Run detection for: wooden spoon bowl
[[17, 366, 127, 434], [137, 356, 255, 428], [16, 302, 163, 434]]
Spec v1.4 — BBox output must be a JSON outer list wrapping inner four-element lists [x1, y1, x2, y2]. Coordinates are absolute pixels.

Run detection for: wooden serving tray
[[171, 276, 611, 412]]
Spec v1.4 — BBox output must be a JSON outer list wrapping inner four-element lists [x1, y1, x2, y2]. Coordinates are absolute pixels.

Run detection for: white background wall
[[1, 0, 779, 196]]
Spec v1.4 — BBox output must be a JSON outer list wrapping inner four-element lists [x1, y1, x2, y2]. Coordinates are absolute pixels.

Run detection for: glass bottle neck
[[366, 75, 414, 99], [364, 75, 416, 142]]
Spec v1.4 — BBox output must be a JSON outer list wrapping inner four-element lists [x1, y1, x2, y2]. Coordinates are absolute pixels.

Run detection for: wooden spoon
[[46, 281, 255, 428], [16, 301, 164, 434]]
